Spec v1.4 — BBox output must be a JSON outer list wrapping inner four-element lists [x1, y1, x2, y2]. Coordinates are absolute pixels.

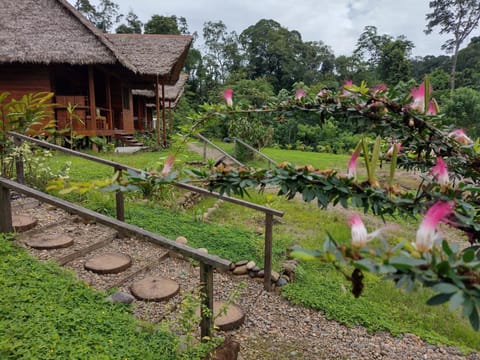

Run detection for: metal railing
[[233, 137, 278, 169], [196, 133, 244, 167]]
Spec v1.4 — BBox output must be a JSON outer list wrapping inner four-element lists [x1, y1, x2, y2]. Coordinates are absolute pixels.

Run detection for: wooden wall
[[0, 64, 52, 102]]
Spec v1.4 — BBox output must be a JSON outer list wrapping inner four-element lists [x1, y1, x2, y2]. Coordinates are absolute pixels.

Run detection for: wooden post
[[264, 213, 273, 291], [106, 76, 112, 130], [168, 100, 172, 135], [155, 76, 160, 145], [88, 66, 96, 130], [161, 83, 166, 147], [0, 185, 13, 233], [14, 137, 24, 184], [115, 168, 124, 222], [200, 262, 214, 341]]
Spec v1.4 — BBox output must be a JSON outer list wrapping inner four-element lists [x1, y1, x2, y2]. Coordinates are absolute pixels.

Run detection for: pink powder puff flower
[[295, 88, 306, 100], [414, 201, 454, 253], [426, 101, 437, 115], [349, 215, 385, 248], [160, 155, 175, 177], [347, 150, 360, 180], [342, 80, 354, 96], [385, 142, 402, 157], [430, 157, 449, 186], [410, 82, 428, 112], [448, 129, 473, 145], [372, 84, 387, 95], [223, 89, 233, 107]]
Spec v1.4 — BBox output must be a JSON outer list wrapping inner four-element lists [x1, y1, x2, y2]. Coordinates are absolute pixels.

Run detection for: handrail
[[234, 137, 278, 169], [175, 182, 284, 217], [0, 177, 231, 269], [7, 131, 283, 217], [196, 133, 244, 167]]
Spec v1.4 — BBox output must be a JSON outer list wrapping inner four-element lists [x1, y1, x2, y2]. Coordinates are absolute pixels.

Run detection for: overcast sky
[[80, 0, 480, 57]]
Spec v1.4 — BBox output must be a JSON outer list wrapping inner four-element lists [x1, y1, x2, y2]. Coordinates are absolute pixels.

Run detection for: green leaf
[[432, 283, 459, 294], [427, 293, 453, 306], [448, 291, 464, 312], [388, 256, 427, 268], [290, 247, 322, 261], [462, 297, 474, 318], [441, 240, 453, 256], [469, 306, 479, 331], [354, 258, 376, 272], [462, 249, 475, 263]]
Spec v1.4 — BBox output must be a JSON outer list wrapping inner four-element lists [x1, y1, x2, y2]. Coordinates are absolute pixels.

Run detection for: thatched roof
[[133, 73, 188, 101], [0, 0, 136, 70], [105, 34, 192, 82]]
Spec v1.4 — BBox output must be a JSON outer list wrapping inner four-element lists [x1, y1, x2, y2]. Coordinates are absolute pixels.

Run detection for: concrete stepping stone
[[25, 234, 74, 250], [197, 301, 245, 331], [84, 253, 132, 274], [130, 276, 180, 302], [12, 215, 38, 232]]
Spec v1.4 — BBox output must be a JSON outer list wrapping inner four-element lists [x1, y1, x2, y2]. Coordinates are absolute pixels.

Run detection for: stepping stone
[[12, 215, 38, 232], [130, 276, 179, 302], [25, 234, 74, 250], [197, 301, 245, 331], [84, 253, 132, 274]]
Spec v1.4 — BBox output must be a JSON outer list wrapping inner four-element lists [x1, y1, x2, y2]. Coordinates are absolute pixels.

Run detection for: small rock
[[232, 265, 248, 275], [106, 291, 135, 304], [175, 236, 188, 244], [235, 260, 249, 267], [251, 266, 260, 272], [276, 278, 288, 287], [229, 262, 236, 271], [197, 247, 208, 254], [281, 260, 297, 273], [271, 271, 280, 282], [256, 227, 264, 235], [246, 261, 256, 270], [257, 269, 265, 278]]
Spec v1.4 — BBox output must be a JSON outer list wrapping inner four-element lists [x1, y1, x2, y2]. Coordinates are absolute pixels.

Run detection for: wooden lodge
[[0, 0, 192, 142]]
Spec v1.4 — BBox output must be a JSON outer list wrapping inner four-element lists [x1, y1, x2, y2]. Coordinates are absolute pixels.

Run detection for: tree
[[202, 21, 241, 83], [441, 87, 480, 137], [239, 19, 335, 91], [144, 15, 188, 35], [74, 0, 122, 32], [115, 10, 142, 34], [425, 0, 480, 90], [74, 0, 98, 24], [354, 26, 414, 85]]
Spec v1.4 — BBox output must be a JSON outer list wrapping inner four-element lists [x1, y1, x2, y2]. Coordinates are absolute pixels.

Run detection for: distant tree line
[[75, 0, 480, 150]]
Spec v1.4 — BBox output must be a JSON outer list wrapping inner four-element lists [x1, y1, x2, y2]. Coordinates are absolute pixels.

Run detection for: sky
[[78, 0, 479, 57]]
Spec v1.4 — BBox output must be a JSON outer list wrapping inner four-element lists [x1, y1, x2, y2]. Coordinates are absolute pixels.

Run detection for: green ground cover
[[29, 145, 480, 352], [0, 234, 213, 359]]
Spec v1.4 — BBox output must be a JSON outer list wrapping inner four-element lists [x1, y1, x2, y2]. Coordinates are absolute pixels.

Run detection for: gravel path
[[12, 197, 480, 360]]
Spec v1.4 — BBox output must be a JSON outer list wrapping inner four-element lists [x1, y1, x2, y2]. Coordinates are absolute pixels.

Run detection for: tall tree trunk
[[450, 43, 460, 91]]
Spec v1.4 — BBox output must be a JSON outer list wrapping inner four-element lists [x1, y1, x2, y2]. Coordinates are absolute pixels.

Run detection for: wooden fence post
[[264, 213, 273, 291], [200, 262, 214, 341], [0, 185, 13, 233], [14, 137, 25, 184], [115, 168, 124, 221]]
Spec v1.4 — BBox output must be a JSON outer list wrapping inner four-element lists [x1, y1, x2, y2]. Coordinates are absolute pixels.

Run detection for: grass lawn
[[26, 144, 480, 352], [0, 235, 213, 359]]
